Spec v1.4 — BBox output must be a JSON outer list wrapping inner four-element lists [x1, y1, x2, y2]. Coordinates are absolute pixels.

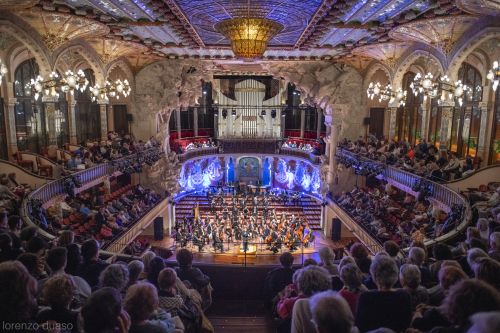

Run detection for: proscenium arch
[[53, 43, 106, 85], [447, 27, 500, 82], [393, 48, 446, 89], [0, 20, 51, 78]]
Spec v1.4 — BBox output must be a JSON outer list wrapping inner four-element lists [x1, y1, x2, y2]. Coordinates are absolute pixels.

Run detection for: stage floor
[[144, 232, 355, 266]]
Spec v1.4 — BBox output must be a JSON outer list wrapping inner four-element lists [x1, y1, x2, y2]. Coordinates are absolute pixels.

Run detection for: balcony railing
[[334, 148, 471, 252], [21, 147, 164, 241], [279, 147, 321, 164]]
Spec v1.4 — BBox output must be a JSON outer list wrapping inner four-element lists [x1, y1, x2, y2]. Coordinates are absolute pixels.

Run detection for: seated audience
[[81, 287, 129, 333], [308, 290, 354, 333], [355, 254, 412, 332], [338, 263, 367, 315]]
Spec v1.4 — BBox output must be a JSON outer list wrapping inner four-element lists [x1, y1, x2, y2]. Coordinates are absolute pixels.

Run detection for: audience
[[308, 290, 354, 333]]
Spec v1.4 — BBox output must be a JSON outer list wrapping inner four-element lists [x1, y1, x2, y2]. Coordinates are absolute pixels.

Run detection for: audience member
[[309, 290, 354, 333]]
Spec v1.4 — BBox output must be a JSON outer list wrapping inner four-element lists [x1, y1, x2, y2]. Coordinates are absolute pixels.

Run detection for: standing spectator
[[78, 239, 109, 288], [350, 243, 371, 275], [265, 252, 295, 301], [355, 255, 412, 332], [175, 248, 212, 309]]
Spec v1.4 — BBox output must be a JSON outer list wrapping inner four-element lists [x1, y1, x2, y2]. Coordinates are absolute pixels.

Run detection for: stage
[[142, 232, 354, 266]]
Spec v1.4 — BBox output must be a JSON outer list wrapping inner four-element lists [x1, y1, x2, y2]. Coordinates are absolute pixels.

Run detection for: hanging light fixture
[[215, 7, 283, 59], [90, 79, 131, 102], [410, 72, 439, 101], [0, 58, 7, 84], [28, 69, 89, 100], [487, 61, 500, 91], [437, 75, 471, 106], [367, 81, 406, 106]]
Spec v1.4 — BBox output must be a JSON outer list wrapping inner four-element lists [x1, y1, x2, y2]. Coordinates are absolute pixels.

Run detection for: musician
[[192, 231, 204, 252], [222, 206, 229, 220], [241, 227, 250, 253], [212, 230, 223, 253]]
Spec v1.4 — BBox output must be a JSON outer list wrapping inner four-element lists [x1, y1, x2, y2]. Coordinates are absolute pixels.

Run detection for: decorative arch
[[53, 43, 105, 85], [447, 27, 500, 82], [106, 58, 135, 85], [363, 61, 393, 88], [0, 19, 51, 78], [393, 48, 446, 89]]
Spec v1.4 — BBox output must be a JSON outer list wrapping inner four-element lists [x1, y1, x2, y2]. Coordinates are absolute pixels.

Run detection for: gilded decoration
[[351, 42, 413, 68], [456, 0, 500, 16], [87, 39, 148, 64]]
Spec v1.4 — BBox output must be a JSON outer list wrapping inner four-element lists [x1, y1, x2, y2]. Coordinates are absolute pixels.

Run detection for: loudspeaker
[[271, 109, 277, 118], [331, 218, 342, 241], [153, 217, 164, 241], [222, 109, 227, 119], [363, 117, 371, 126], [127, 113, 134, 122]]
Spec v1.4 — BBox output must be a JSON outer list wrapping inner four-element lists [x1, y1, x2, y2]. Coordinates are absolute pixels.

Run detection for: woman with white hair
[[338, 263, 367, 315], [477, 218, 489, 241], [318, 247, 338, 275], [355, 255, 412, 332], [290, 266, 332, 333], [309, 290, 354, 333], [124, 282, 176, 333], [98, 263, 130, 293], [399, 263, 429, 311], [466, 247, 489, 274]]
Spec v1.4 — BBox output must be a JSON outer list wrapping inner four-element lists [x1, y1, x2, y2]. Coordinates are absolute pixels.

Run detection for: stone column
[[97, 100, 108, 140], [42, 96, 58, 146], [387, 102, 398, 140], [193, 107, 199, 137], [107, 104, 114, 132], [439, 101, 454, 150], [68, 96, 77, 145], [324, 106, 343, 192], [6, 97, 18, 155], [420, 103, 428, 143], [477, 101, 489, 160], [300, 108, 305, 138], [176, 109, 182, 139], [316, 108, 322, 139]]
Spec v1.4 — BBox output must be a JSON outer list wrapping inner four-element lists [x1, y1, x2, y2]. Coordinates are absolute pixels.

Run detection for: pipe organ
[[214, 76, 285, 139]]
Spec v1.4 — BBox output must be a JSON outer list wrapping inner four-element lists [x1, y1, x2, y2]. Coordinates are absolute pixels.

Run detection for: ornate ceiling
[[0, 0, 497, 71]]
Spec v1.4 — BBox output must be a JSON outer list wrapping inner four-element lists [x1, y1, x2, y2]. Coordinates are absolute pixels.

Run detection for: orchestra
[[173, 187, 315, 253]]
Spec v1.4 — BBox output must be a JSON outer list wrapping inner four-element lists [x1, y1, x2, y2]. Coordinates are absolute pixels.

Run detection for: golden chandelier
[[216, 17, 283, 58]]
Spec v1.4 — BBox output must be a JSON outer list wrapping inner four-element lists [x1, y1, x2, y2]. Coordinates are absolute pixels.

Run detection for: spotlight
[[271, 109, 276, 118], [261, 109, 266, 116], [232, 109, 236, 116], [222, 109, 227, 119]]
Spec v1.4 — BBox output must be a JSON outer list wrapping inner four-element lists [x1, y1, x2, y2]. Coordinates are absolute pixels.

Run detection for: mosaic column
[[420, 103, 428, 143], [316, 108, 322, 139], [42, 96, 58, 146], [98, 100, 108, 140], [300, 108, 305, 138], [68, 97, 77, 145], [439, 101, 454, 150], [388, 107, 398, 140], [477, 101, 490, 160], [6, 97, 18, 155], [193, 106, 199, 137], [176, 109, 182, 139]]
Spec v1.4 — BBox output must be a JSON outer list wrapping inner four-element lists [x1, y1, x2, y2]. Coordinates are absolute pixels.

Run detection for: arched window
[[13, 58, 47, 153], [74, 68, 101, 143], [395, 72, 423, 144], [449, 62, 483, 157]]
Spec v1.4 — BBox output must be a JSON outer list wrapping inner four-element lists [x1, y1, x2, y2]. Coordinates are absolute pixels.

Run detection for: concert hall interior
[[1, 1, 500, 333]]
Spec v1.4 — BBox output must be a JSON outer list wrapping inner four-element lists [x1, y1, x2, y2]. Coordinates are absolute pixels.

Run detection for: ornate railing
[[177, 147, 220, 162], [279, 147, 321, 164], [20, 147, 164, 241], [334, 148, 471, 251]]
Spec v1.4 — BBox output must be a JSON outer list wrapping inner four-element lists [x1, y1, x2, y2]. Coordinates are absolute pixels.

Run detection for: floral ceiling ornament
[[352, 42, 413, 69], [88, 39, 148, 64], [456, 0, 500, 16], [389, 15, 479, 56], [19, 9, 109, 51]]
